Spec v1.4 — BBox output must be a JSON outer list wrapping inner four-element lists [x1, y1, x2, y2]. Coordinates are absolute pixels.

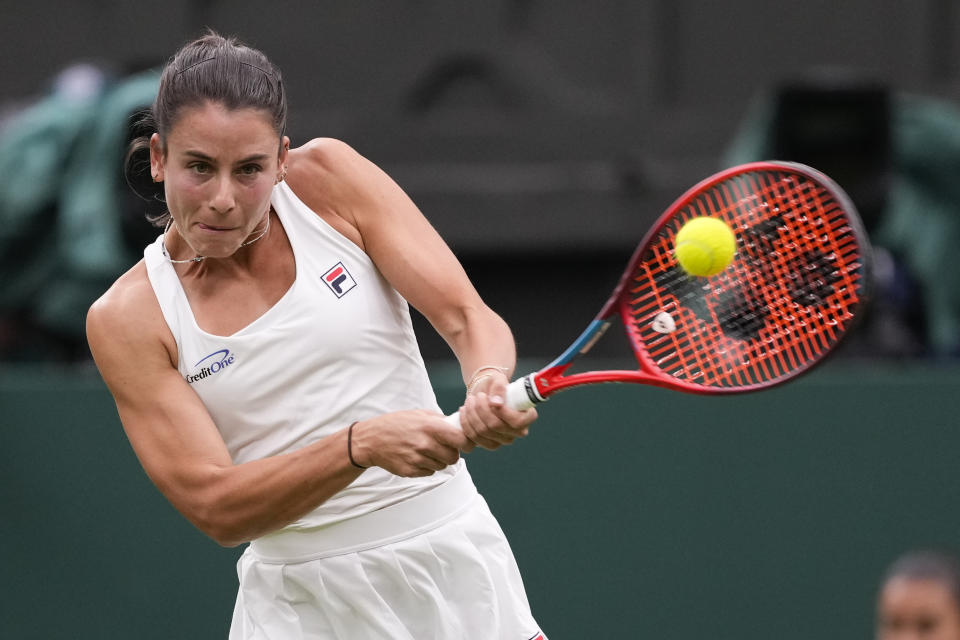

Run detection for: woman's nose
[[209, 175, 236, 213]]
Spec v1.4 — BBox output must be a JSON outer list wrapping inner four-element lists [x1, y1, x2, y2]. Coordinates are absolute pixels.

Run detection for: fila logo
[[322, 261, 357, 298]]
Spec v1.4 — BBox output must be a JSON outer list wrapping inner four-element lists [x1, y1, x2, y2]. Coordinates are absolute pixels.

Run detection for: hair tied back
[[175, 55, 216, 76]]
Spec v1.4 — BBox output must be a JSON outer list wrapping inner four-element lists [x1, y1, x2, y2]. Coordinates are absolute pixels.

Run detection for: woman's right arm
[[86, 265, 467, 546]]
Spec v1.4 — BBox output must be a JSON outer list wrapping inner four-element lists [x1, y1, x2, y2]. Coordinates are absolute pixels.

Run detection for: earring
[[276, 166, 288, 184]]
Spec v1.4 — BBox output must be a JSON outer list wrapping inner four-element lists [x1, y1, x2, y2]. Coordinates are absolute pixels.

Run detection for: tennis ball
[[674, 217, 737, 277]]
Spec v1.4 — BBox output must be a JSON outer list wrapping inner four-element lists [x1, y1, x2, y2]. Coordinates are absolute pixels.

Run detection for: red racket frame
[[521, 161, 872, 402]]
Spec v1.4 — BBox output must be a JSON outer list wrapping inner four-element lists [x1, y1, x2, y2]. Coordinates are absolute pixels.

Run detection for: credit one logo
[[185, 349, 235, 383]]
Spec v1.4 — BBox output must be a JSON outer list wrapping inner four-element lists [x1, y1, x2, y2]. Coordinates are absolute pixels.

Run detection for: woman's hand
[[457, 370, 538, 450], [349, 410, 474, 477]]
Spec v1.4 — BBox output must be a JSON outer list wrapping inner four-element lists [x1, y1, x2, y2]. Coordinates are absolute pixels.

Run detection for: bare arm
[[87, 266, 467, 546], [286, 139, 537, 449]]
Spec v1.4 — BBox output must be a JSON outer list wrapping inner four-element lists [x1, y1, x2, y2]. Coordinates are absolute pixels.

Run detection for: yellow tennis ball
[[674, 217, 737, 277]]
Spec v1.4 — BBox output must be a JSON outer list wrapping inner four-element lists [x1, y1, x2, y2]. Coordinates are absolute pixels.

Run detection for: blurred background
[[2, 1, 960, 638]]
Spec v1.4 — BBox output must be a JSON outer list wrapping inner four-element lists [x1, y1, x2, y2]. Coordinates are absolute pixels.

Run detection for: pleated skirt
[[229, 469, 546, 639]]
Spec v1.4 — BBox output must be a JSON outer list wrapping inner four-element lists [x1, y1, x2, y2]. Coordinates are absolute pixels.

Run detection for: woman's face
[[878, 577, 960, 640], [150, 102, 288, 259]]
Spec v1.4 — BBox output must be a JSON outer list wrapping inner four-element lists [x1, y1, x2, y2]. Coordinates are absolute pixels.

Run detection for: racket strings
[[625, 169, 867, 388]]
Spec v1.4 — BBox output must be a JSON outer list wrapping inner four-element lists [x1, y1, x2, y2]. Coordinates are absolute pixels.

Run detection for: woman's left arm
[[287, 139, 536, 450]]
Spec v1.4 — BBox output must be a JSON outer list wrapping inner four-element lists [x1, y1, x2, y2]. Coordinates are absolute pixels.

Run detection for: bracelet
[[466, 373, 494, 395], [347, 422, 367, 469], [466, 365, 509, 387]]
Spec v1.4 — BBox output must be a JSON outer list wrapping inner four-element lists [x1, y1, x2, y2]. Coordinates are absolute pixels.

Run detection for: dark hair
[[882, 549, 960, 610], [125, 31, 287, 226]]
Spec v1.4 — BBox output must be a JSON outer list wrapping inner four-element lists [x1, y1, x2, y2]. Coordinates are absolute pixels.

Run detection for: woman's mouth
[[197, 223, 234, 232]]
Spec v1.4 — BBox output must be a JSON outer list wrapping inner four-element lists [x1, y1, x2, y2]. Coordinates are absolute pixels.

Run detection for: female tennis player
[[86, 32, 546, 639]]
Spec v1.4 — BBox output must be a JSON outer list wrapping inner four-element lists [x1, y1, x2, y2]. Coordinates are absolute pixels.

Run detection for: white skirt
[[229, 469, 547, 640]]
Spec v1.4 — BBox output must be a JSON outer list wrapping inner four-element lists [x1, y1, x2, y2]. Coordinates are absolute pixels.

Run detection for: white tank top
[[143, 181, 462, 531]]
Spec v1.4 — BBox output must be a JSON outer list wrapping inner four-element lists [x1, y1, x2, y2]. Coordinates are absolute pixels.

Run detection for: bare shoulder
[[289, 137, 365, 174], [284, 137, 386, 248], [86, 261, 176, 370], [87, 261, 156, 334]]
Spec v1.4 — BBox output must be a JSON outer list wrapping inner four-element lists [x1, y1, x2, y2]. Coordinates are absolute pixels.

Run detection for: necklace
[[162, 212, 271, 264]]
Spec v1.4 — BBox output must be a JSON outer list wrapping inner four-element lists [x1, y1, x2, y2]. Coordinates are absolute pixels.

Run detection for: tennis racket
[[447, 161, 872, 422]]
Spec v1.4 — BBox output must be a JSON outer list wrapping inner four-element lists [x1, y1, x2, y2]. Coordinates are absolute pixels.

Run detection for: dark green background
[[3, 362, 958, 638]]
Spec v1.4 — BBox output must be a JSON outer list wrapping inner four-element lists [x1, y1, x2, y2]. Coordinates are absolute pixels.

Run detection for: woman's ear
[[276, 136, 291, 183], [149, 133, 165, 182]]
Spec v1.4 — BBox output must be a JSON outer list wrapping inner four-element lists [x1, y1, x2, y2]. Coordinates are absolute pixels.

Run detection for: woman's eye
[[239, 165, 261, 175], [190, 163, 210, 174]]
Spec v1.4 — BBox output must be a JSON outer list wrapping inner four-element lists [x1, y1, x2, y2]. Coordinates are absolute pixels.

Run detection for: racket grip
[[505, 375, 539, 410], [443, 375, 541, 428]]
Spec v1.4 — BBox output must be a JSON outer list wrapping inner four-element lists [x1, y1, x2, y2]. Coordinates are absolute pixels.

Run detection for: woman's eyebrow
[[182, 150, 270, 164]]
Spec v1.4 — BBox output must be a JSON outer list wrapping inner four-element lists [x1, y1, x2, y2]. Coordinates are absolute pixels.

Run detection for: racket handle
[[443, 375, 542, 428]]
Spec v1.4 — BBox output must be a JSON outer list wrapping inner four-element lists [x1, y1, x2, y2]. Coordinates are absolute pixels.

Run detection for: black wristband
[[347, 421, 367, 469]]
